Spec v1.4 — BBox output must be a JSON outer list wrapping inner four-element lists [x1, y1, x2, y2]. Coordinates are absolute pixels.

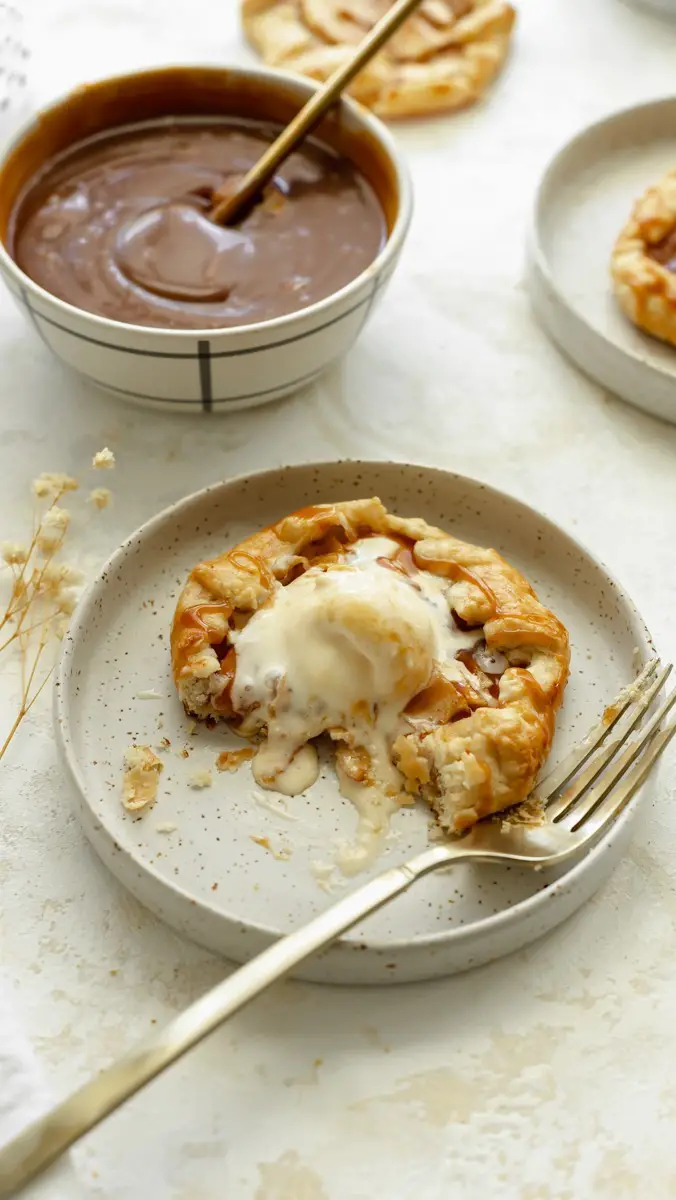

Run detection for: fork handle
[[0, 844, 457, 1198]]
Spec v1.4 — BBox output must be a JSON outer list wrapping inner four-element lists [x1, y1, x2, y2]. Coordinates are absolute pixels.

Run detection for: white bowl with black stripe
[[0, 66, 412, 414]]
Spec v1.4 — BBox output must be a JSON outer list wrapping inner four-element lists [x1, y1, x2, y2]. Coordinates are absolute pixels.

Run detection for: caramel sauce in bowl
[[0, 65, 412, 413]]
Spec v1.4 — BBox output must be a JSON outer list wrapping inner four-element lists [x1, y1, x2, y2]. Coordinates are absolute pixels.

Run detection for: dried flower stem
[[0, 453, 114, 764], [0, 619, 46, 656], [0, 666, 53, 761], [0, 489, 66, 632]]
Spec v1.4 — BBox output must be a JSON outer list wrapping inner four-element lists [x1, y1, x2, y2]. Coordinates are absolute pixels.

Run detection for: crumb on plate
[[501, 795, 546, 827], [188, 768, 212, 789], [251, 835, 292, 861], [310, 861, 338, 894], [122, 745, 163, 812], [216, 747, 255, 772]]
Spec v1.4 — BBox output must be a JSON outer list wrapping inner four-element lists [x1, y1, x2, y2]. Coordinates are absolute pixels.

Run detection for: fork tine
[[568, 717, 676, 844], [538, 658, 660, 802], [555, 682, 676, 832], [545, 662, 672, 821]]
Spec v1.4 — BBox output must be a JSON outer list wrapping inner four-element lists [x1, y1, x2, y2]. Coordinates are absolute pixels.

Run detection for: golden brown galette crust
[[611, 170, 676, 347], [171, 499, 569, 833], [241, 0, 516, 120]]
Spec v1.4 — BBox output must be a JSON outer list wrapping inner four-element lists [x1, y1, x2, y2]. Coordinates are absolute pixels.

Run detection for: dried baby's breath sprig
[[39, 562, 85, 588], [92, 447, 115, 470], [1, 543, 27, 566], [88, 487, 112, 510], [32, 473, 78, 499], [36, 505, 70, 552], [0, 450, 117, 762]]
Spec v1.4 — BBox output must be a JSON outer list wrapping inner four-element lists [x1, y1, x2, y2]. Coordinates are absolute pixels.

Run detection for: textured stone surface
[[3, 0, 676, 1195]]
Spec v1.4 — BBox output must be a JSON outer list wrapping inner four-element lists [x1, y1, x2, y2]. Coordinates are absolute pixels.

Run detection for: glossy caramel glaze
[[10, 118, 386, 330]]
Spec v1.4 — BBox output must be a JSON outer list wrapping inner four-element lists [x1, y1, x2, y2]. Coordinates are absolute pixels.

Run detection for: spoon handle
[[211, 0, 425, 225]]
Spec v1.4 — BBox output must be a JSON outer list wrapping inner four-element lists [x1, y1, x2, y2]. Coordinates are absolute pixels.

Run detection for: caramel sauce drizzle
[[404, 673, 467, 724], [376, 540, 417, 578], [412, 548, 497, 610], [180, 600, 232, 634], [210, 645, 237, 717], [176, 516, 536, 734], [228, 550, 275, 590], [175, 600, 232, 673]]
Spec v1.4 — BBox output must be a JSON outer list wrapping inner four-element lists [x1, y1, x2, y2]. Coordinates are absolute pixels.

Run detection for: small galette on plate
[[171, 498, 569, 846], [611, 169, 676, 347]]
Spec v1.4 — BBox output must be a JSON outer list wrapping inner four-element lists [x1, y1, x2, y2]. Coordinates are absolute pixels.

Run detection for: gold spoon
[[210, 0, 426, 226]]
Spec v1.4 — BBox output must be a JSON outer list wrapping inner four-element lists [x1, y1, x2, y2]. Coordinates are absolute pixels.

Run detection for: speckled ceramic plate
[[527, 97, 676, 425], [55, 462, 655, 985]]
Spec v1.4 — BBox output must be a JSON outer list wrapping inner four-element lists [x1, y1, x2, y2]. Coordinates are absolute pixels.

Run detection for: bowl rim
[[54, 458, 658, 959], [0, 62, 413, 341]]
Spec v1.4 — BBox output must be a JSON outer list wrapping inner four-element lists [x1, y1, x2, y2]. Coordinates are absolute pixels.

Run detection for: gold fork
[[1, 658, 674, 1198]]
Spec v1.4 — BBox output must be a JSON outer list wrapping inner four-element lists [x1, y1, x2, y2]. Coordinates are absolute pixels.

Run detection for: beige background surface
[[3, 0, 676, 1195]]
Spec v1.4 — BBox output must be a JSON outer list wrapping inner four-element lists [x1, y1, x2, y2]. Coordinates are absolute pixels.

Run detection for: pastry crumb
[[502, 795, 546, 827], [603, 669, 651, 726], [136, 689, 163, 700], [251, 835, 292, 861], [156, 822, 177, 834], [427, 821, 448, 843], [92, 447, 115, 469], [122, 745, 163, 812], [253, 789, 299, 822], [88, 487, 112, 509], [216, 747, 255, 772], [310, 860, 337, 893], [188, 768, 212, 789]]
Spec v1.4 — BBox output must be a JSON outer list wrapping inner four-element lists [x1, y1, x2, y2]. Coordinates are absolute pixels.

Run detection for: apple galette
[[171, 499, 569, 842], [241, 0, 516, 120], [611, 170, 676, 347]]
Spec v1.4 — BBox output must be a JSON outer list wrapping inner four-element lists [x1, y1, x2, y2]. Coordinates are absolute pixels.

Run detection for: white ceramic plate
[[527, 97, 676, 425], [56, 462, 655, 985]]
